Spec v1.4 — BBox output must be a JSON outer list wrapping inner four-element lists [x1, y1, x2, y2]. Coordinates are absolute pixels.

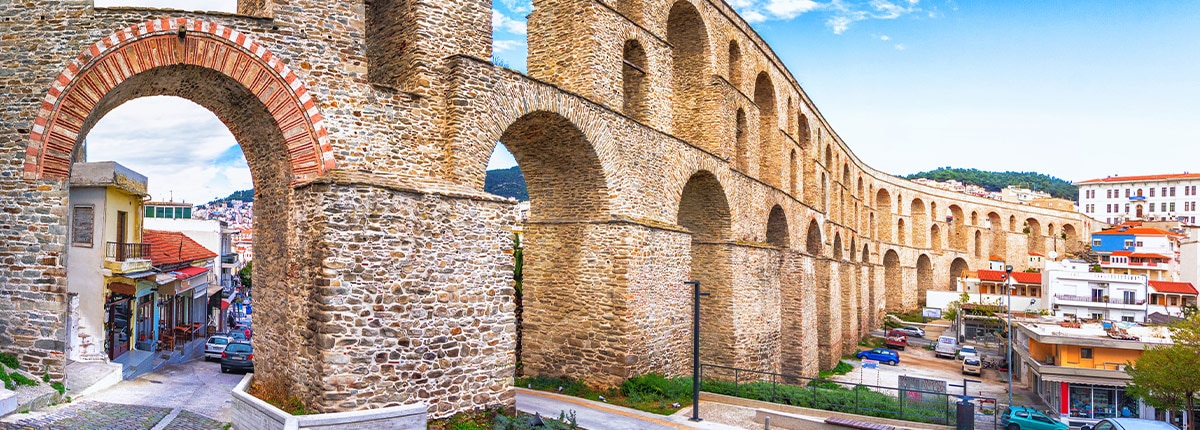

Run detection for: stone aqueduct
[[0, 0, 1092, 419]]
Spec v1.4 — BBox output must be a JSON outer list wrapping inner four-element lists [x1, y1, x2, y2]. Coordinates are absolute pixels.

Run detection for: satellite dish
[[1048, 251, 1058, 260]]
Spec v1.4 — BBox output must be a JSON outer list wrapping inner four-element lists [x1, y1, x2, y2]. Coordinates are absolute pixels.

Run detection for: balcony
[[104, 242, 152, 274], [1054, 294, 1145, 307]]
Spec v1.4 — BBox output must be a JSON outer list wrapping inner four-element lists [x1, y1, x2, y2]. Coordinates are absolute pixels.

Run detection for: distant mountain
[[904, 168, 1077, 200], [205, 189, 254, 206], [485, 166, 528, 201]]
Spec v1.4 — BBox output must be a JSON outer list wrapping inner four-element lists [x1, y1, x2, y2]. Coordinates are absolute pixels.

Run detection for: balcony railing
[[106, 242, 151, 262], [1054, 294, 1146, 306], [221, 253, 238, 264]]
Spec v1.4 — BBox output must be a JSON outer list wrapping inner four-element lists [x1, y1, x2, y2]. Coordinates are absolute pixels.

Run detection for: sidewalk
[[515, 388, 743, 430]]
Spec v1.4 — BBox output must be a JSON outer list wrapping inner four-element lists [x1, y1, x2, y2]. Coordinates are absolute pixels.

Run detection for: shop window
[[1121, 315, 1134, 322]]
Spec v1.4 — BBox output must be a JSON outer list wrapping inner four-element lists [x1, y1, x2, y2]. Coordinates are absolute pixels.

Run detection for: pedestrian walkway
[[515, 388, 743, 430], [0, 401, 223, 430]]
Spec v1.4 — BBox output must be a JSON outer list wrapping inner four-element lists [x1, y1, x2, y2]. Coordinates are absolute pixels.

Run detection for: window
[[1149, 203, 1155, 212], [1125, 189, 1130, 198], [71, 205, 95, 247], [1136, 241, 1143, 247], [1124, 203, 1130, 213], [1090, 312, 1103, 320], [1081, 348, 1093, 359], [1123, 291, 1135, 303], [144, 206, 154, 218], [1093, 239, 1102, 247], [1162, 187, 1167, 196], [1171, 187, 1176, 196], [1170, 202, 1176, 212], [1150, 188, 1155, 197], [1124, 239, 1134, 248], [156, 206, 166, 218]]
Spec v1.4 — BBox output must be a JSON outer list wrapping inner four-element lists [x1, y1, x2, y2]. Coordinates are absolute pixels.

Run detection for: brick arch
[[677, 169, 733, 366], [496, 111, 613, 222], [24, 17, 333, 182], [765, 204, 789, 248], [666, 0, 713, 148]]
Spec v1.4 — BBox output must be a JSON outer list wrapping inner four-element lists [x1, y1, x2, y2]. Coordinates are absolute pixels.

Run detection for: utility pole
[[686, 280, 709, 422]]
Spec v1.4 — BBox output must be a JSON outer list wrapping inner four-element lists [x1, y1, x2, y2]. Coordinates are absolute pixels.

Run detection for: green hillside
[[904, 168, 1077, 200], [484, 166, 528, 201], [205, 189, 254, 206]]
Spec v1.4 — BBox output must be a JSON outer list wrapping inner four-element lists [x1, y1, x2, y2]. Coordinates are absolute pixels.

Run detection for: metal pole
[[1005, 265, 1014, 409], [687, 280, 707, 422]]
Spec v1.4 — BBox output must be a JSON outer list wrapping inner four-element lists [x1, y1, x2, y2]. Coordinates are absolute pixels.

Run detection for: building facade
[[1092, 224, 1182, 282], [1077, 173, 1200, 225], [65, 162, 154, 363], [1044, 260, 1148, 322]]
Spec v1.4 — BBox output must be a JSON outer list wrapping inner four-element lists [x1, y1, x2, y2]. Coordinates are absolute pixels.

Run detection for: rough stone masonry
[[0, 0, 1093, 419]]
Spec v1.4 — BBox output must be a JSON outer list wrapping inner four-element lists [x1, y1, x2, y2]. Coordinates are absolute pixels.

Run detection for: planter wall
[[230, 374, 427, 430]]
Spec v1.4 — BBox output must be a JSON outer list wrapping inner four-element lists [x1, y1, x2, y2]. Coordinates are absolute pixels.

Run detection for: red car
[[885, 329, 908, 350]]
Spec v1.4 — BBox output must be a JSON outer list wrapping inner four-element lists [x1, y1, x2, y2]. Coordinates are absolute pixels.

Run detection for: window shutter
[[72, 205, 95, 247]]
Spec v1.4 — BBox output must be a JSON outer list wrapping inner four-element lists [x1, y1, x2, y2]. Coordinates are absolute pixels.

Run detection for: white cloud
[[742, 9, 769, 23], [498, 0, 533, 15], [493, 39, 526, 53], [820, 0, 922, 34], [763, 0, 821, 20], [85, 96, 252, 204], [894, 44, 906, 50], [879, 34, 890, 40], [492, 9, 528, 35]]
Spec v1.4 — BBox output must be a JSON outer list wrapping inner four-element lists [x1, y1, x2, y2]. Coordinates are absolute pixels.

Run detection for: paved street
[[2, 358, 242, 429]]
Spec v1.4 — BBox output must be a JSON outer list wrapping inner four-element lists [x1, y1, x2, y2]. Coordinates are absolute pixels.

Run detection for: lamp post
[[1004, 264, 1015, 409], [685, 280, 709, 422]]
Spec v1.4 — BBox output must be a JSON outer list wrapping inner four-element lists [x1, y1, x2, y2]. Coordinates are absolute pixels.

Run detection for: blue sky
[[86, 0, 1200, 203]]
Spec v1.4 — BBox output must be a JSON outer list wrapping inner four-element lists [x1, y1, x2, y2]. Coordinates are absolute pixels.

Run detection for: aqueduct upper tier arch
[[0, 0, 1091, 421]]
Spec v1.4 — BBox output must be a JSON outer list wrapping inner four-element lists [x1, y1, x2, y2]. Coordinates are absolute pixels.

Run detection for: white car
[[957, 345, 978, 361], [204, 335, 233, 361]]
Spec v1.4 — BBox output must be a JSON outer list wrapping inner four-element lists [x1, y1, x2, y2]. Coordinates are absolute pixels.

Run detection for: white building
[[144, 217, 239, 330], [1076, 173, 1200, 225], [1044, 260, 1148, 322]]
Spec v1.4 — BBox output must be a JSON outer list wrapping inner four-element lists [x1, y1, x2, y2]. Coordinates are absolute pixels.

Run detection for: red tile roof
[[143, 230, 217, 266], [977, 269, 1042, 284], [1093, 227, 1180, 236], [989, 255, 1004, 261], [1028, 252, 1044, 257], [1149, 281, 1199, 295], [1076, 173, 1200, 184]]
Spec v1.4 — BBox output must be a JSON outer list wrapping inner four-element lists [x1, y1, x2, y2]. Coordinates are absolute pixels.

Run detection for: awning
[[115, 270, 157, 280], [1037, 372, 1130, 387], [207, 284, 224, 297], [172, 266, 209, 280], [108, 282, 136, 296]]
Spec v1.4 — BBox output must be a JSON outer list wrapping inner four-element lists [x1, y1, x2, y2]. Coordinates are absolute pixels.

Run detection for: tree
[[1127, 313, 1200, 430], [1126, 343, 1200, 430], [238, 261, 252, 290]]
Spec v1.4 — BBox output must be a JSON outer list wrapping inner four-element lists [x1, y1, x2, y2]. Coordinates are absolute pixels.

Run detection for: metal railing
[[1053, 294, 1145, 305], [106, 242, 151, 262], [700, 363, 1000, 428]]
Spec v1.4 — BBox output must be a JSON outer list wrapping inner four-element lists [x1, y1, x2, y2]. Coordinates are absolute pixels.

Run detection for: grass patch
[[517, 373, 691, 416], [0, 353, 18, 370], [891, 311, 925, 323], [817, 361, 855, 379], [10, 372, 38, 388], [702, 378, 954, 426], [51, 382, 65, 395], [858, 337, 886, 348], [0, 370, 12, 390]]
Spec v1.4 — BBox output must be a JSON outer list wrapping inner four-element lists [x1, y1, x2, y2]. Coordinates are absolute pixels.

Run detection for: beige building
[[65, 162, 153, 363]]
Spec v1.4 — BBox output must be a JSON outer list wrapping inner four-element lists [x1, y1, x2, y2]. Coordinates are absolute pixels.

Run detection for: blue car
[[854, 348, 900, 365]]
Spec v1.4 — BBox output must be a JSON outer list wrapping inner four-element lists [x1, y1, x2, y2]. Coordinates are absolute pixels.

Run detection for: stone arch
[[850, 237, 858, 261], [25, 18, 339, 401], [734, 108, 749, 171], [766, 205, 789, 247], [832, 233, 844, 260], [842, 163, 850, 186], [930, 224, 943, 253], [1025, 217, 1044, 255], [1009, 215, 1017, 232], [974, 230, 983, 257], [1062, 224, 1079, 242], [798, 113, 811, 146], [621, 39, 649, 122], [667, 0, 712, 147], [910, 198, 927, 247], [496, 112, 613, 221], [948, 205, 966, 251], [824, 144, 833, 168], [806, 219, 823, 256], [970, 211, 979, 226], [24, 17, 333, 182], [754, 72, 780, 186], [949, 257, 970, 291], [884, 250, 902, 311], [875, 188, 892, 241], [677, 170, 733, 367], [857, 178, 864, 200], [916, 254, 933, 306], [503, 111, 620, 382], [788, 149, 798, 195], [989, 211, 1006, 257], [726, 40, 742, 88], [896, 218, 906, 245]]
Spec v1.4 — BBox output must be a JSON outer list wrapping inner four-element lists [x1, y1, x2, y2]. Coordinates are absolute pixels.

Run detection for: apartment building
[[1077, 173, 1200, 225]]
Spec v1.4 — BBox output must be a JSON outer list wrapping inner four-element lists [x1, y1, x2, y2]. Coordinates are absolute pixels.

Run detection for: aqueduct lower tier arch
[[0, 3, 1092, 421]]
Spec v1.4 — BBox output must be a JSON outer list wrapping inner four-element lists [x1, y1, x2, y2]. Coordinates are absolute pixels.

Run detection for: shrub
[[51, 382, 65, 395], [0, 353, 18, 370], [10, 372, 38, 387], [0, 371, 12, 390], [701, 378, 955, 426]]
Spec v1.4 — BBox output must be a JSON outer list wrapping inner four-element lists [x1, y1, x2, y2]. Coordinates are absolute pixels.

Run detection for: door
[[115, 211, 128, 260], [106, 298, 131, 359]]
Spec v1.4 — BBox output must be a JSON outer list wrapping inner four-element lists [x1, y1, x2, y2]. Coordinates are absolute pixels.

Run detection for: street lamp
[[1005, 264, 1015, 409]]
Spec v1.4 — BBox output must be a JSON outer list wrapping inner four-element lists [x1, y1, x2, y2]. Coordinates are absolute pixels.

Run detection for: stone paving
[[1, 402, 226, 430]]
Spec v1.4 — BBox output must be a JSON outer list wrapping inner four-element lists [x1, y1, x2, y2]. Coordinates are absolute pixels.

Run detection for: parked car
[[225, 329, 248, 342], [204, 335, 232, 361], [962, 356, 982, 376], [854, 348, 900, 366], [1001, 406, 1068, 430], [885, 329, 908, 350], [934, 335, 959, 359], [1082, 418, 1181, 430], [894, 326, 925, 338], [958, 345, 979, 361], [220, 341, 254, 374]]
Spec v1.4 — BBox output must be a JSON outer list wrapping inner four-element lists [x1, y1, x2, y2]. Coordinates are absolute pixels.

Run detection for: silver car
[[204, 335, 232, 361], [1082, 418, 1181, 430]]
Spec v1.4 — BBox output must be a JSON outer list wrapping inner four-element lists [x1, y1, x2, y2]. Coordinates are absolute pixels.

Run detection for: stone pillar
[[780, 250, 818, 377], [818, 258, 844, 369], [729, 245, 782, 373]]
